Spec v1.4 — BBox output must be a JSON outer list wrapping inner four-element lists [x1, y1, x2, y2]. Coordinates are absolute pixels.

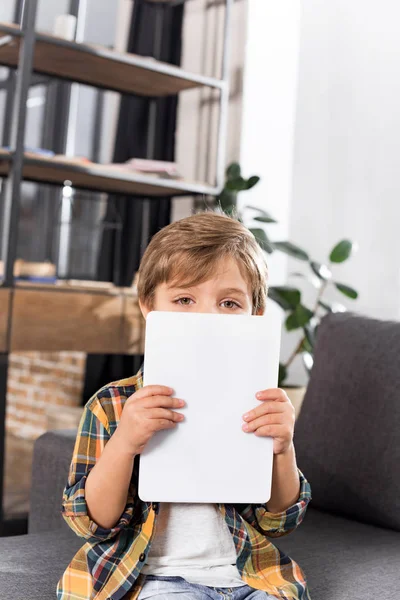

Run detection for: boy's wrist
[[110, 429, 137, 460], [274, 441, 295, 458]]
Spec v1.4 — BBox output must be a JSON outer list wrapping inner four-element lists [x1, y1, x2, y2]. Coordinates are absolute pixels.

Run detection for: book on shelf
[[99, 158, 181, 179], [0, 259, 56, 278]]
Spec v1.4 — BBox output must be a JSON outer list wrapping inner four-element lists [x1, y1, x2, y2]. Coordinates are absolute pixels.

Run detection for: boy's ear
[[139, 300, 151, 320]]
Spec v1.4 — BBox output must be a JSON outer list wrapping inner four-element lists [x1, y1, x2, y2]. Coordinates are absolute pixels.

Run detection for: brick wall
[[6, 351, 86, 440]]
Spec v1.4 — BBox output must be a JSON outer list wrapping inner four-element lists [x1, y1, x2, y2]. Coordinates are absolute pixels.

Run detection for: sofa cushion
[[0, 527, 82, 600], [0, 508, 398, 600], [293, 312, 400, 531], [276, 507, 400, 600], [29, 429, 77, 534]]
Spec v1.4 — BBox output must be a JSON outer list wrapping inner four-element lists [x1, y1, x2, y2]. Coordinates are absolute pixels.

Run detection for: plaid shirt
[[57, 367, 312, 600]]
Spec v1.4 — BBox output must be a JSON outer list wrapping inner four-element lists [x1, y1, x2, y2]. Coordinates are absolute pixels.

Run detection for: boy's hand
[[242, 388, 295, 455], [114, 385, 185, 457]]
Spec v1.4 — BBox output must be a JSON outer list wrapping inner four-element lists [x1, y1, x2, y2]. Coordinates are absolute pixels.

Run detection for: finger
[[149, 419, 178, 432], [142, 395, 186, 409], [255, 388, 288, 402], [254, 423, 289, 437], [133, 385, 174, 400], [242, 414, 284, 432], [243, 401, 286, 422], [146, 407, 185, 423]]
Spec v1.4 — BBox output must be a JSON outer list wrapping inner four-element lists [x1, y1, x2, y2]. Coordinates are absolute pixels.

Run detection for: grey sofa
[[0, 312, 399, 599]]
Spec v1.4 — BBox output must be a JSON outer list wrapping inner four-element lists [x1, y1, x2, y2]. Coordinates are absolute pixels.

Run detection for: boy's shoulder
[[84, 369, 143, 432]]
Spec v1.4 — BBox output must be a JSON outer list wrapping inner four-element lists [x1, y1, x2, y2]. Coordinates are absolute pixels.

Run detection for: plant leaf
[[249, 228, 274, 253], [268, 289, 291, 311], [225, 176, 248, 192], [246, 175, 260, 190], [226, 162, 241, 179], [278, 363, 288, 387], [254, 215, 277, 224], [268, 286, 301, 311], [218, 190, 237, 215], [303, 323, 316, 351], [246, 204, 277, 223], [247, 205, 274, 217], [329, 239, 354, 263], [335, 282, 358, 299], [285, 304, 314, 331], [310, 261, 332, 280], [273, 241, 309, 261]]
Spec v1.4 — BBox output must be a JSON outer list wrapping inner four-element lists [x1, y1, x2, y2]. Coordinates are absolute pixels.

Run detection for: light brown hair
[[137, 211, 268, 314]]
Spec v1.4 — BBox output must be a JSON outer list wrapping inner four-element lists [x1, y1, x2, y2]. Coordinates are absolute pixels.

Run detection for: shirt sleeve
[[237, 467, 312, 538], [61, 390, 139, 544]]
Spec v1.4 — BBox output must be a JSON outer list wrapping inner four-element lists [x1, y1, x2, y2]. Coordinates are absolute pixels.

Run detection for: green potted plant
[[214, 163, 359, 416]]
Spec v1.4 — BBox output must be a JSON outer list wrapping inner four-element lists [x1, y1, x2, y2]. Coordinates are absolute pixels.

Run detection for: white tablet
[[138, 306, 282, 504]]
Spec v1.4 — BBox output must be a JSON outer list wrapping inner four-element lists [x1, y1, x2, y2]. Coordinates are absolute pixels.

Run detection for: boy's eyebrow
[[219, 287, 249, 298], [168, 284, 248, 298]]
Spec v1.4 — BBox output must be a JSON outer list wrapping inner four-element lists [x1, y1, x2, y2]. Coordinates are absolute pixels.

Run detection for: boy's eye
[[176, 297, 193, 306], [221, 300, 240, 310]]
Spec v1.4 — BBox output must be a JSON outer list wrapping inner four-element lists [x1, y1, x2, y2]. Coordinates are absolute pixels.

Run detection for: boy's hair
[[137, 211, 269, 314]]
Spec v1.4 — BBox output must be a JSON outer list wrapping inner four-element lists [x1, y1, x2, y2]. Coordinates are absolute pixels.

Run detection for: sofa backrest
[[29, 429, 77, 534], [293, 312, 400, 531]]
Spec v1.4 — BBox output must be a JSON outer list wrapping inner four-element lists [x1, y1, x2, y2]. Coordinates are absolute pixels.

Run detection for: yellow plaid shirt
[[57, 367, 312, 600]]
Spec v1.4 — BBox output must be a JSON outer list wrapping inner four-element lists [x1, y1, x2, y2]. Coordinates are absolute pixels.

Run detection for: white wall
[[238, 0, 302, 287], [290, 0, 400, 322], [236, 1, 303, 382]]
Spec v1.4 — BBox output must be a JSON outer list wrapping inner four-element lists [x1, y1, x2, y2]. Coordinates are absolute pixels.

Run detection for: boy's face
[[140, 257, 260, 319]]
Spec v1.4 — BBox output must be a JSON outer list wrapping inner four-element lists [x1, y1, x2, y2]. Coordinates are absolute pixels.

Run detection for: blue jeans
[[137, 575, 277, 600]]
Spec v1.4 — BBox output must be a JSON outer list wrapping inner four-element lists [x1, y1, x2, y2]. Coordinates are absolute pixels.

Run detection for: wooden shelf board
[[12, 280, 138, 297], [0, 149, 219, 197], [0, 22, 224, 97], [7, 287, 145, 355]]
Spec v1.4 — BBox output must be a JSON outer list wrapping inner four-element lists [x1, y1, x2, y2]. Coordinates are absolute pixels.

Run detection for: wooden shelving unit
[[0, 2, 231, 351], [0, 149, 220, 197], [8, 282, 144, 355], [0, 22, 224, 98], [0, 281, 144, 355], [0, 0, 232, 533], [0, 1, 231, 351]]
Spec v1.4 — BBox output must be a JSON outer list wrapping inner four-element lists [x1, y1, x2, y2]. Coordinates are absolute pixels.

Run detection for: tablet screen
[[138, 307, 281, 503]]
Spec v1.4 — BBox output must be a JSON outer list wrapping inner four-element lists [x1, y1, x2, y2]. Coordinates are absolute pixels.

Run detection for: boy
[[57, 212, 312, 600]]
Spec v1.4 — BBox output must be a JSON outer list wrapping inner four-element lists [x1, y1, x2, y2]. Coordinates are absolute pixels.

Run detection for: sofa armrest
[[28, 429, 77, 534]]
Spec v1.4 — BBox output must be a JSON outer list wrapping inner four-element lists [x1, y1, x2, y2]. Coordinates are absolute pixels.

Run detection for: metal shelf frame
[[0, 0, 233, 535]]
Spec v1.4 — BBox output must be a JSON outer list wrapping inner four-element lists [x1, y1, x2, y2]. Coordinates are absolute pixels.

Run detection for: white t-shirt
[[141, 503, 245, 587]]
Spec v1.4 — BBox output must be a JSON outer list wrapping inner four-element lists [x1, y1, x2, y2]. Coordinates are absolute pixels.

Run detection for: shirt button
[[152, 502, 159, 513], [139, 552, 146, 562]]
